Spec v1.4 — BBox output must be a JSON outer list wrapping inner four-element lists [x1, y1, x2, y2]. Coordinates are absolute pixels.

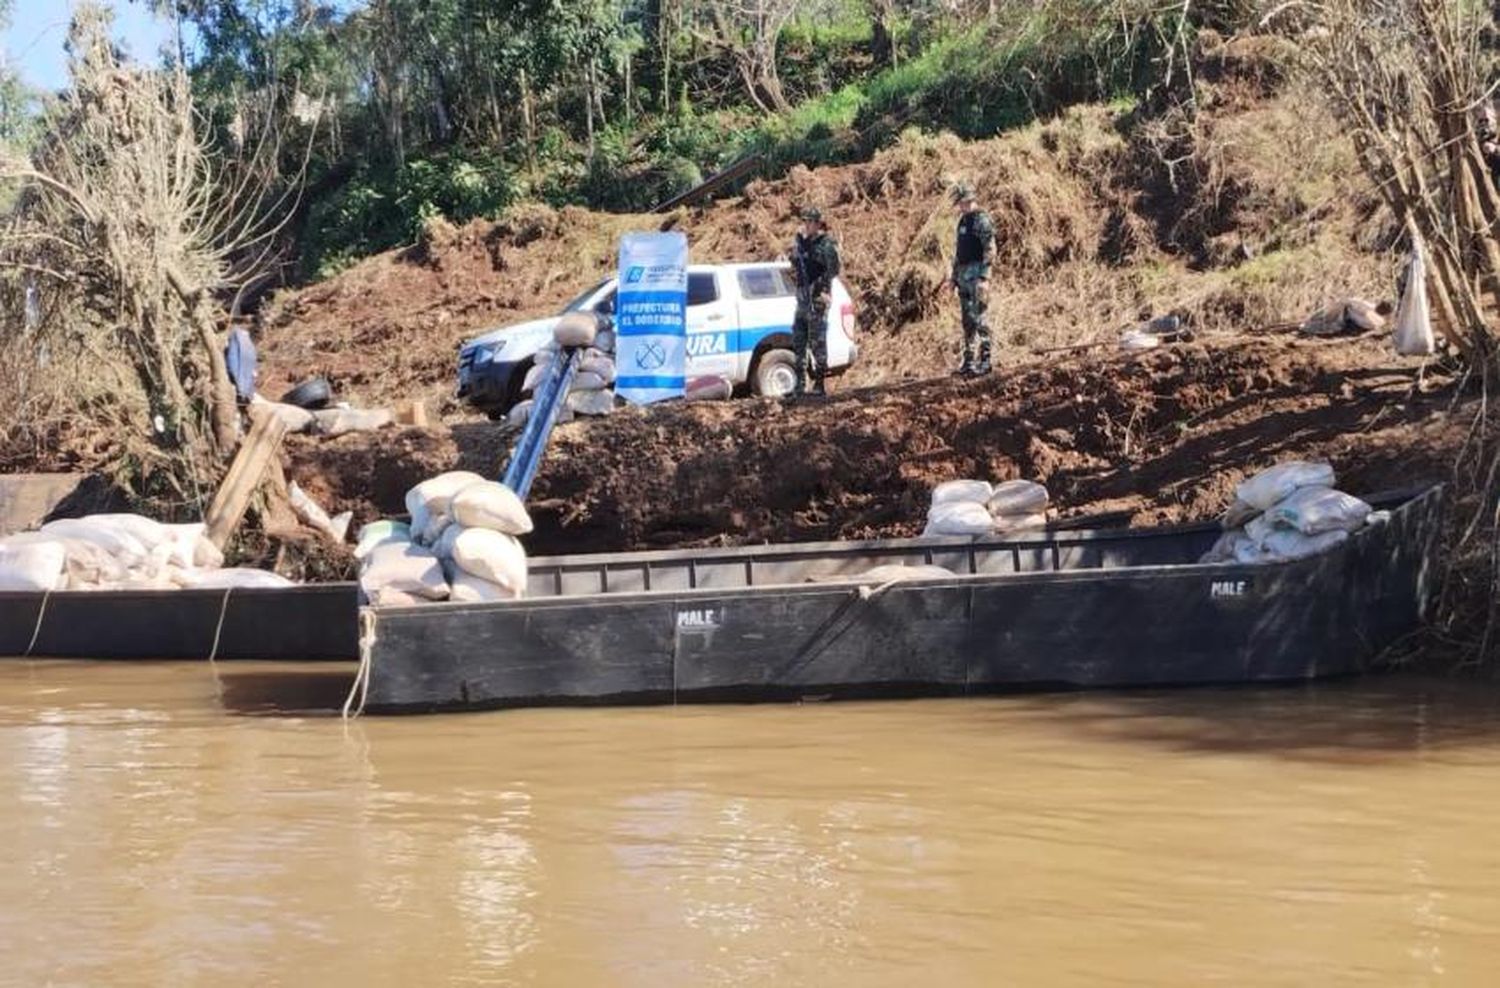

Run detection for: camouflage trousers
[[791, 292, 830, 388], [954, 263, 991, 364]]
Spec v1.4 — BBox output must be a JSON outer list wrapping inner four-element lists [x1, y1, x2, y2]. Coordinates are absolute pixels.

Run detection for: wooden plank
[[205, 413, 288, 549], [652, 154, 764, 213]]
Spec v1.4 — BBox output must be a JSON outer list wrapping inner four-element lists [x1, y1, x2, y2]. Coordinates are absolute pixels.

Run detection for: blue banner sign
[[615, 232, 687, 405]]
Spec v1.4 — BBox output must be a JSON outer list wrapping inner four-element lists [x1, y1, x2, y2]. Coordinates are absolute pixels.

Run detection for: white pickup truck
[[457, 262, 859, 415]]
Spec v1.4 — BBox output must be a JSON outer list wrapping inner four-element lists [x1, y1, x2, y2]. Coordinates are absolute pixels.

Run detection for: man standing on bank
[[947, 183, 996, 377], [789, 207, 841, 398]]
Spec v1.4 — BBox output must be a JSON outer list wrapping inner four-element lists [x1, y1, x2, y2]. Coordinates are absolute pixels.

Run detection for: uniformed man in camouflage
[[789, 207, 842, 398], [946, 183, 996, 377]]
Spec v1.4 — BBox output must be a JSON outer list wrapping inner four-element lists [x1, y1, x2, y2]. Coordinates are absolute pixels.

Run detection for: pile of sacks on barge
[[1201, 461, 1383, 564], [356, 472, 533, 606]]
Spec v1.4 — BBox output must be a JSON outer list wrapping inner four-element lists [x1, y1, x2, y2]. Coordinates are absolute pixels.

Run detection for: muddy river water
[[2, 662, 1499, 986]]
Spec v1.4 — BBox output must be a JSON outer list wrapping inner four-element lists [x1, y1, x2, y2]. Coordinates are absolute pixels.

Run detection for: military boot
[[955, 350, 974, 377], [810, 374, 828, 399], [972, 342, 993, 377]]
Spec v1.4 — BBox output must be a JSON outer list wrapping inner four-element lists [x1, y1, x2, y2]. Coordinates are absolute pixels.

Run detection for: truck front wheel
[[752, 349, 799, 398]]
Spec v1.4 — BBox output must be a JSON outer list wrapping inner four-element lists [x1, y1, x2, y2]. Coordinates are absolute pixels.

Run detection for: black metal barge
[[359, 485, 1443, 713]]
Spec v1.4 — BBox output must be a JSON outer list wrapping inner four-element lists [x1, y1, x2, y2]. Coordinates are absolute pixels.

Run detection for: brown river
[[3, 662, 1500, 986]]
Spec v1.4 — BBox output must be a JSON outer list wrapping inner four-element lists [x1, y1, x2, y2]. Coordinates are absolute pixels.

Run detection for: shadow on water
[[994, 674, 1500, 763], [216, 666, 358, 716]]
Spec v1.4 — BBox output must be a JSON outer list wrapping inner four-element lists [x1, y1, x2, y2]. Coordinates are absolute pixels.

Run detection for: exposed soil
[[287, 334, 1464, 556]]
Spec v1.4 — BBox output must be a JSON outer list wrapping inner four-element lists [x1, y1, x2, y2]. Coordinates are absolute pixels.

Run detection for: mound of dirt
[[289, 336, 1462, 556]]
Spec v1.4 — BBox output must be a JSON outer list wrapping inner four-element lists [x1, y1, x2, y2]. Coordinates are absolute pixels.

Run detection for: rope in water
[[22, 589, 52, 658], [206, 587, 233, 663], [342, 608, 379, 719]]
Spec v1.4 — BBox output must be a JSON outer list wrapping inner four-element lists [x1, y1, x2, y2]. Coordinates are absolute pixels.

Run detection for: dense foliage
[[116, 0, 1221, 277]]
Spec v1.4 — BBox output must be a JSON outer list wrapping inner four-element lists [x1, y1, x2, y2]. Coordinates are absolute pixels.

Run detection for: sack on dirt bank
[[1345, 298, 1384, 333], [580, 354, 616, 383], [355, 520, 411, 559], [451, 481, 533, 535], [567, 390, 615, 417], [252, 401, 315, 433], [522, 360, 551, 395], [922, 500, 995, 537], [450, 527, 528, 595], [992, 512, 1048, 534], [930, 479, 994, 508], [571, 370, 609, 392], [1265, 486, 1371, 535], [0, 540, 66, 591], [686, 376, 733, 402], [506, 399, 533, 429], [449, 570, 521, 603], [553, 311, 600, 348], [289, 482, 345, 542], [1235, 461, 1335, 511], [310, 407, 393, 437], [987, 480, 1049, 517], [360, 541, 449, 601]]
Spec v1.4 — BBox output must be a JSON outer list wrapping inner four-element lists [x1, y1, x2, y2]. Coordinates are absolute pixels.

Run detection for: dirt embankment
[[257, 38, 1389, 418], [289, 335, 1460, 556]]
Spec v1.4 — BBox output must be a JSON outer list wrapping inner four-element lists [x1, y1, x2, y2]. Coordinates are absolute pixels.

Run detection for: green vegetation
[[6, 0, 1241, 277]]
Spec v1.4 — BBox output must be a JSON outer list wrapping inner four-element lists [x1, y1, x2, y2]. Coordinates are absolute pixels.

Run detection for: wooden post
[[205, 412, 288, 550]]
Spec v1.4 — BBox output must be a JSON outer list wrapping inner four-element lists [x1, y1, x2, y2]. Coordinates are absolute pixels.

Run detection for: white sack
[[1394, 242, 1436, 356], [310, 408, 393, 437], [450, 481, 533, 535], [553, 312, 599, 348], [567, 390, 615, 417], [571, 370, 609, 392], [0, 541, 66, 592], [355, 520, 411, 560], [416, 511, 453, 548], [987, 480, 1049, 517], [449, 570, 521, 603], [506, 400, 534, 429], [992, 512, 1048, 534], [450, 528, 528, 595], [182, 568, 296, 590], [522, 361, 550, 395], [930, 480, 994, 509], [1220, 498, 1261, 529], [161, 522, 221, 569], [922, 501, 995, 537], [405, 471, 486, 520], [1235, 461, 1336, 511], [1265, 486, 1371, 536], [38, 519, 149, 567], [257, 402, 315, 433], [289, 482, 344, 542], [361, 542, 449, 601], [84, 514, 173, 553], [1241, 528, 1350, 564], [580, 355, 616, 383]]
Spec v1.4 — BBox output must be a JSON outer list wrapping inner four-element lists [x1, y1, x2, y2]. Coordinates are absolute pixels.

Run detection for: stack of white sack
[[1200, 461, 1380, 565], [359, 472, 533, 605], [509, 315, 618, 428], [921, 479, 1051, 537], [0, 514, 293, 591]]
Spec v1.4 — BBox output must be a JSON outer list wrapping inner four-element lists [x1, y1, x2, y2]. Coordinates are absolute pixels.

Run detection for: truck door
[[732, 266, 795, 383], [685, 271, 735, 380]]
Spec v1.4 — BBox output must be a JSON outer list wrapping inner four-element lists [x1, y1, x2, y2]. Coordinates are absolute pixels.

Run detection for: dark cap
[[799, 207, 824, 223], [950, 182, 975, 203]]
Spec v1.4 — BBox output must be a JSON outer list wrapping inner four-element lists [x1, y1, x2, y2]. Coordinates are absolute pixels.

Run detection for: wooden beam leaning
[[205, 412, 289, 550]]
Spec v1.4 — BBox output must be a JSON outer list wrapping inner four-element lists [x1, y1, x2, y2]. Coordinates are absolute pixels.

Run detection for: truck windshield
[[561, 280, 610, 314]]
